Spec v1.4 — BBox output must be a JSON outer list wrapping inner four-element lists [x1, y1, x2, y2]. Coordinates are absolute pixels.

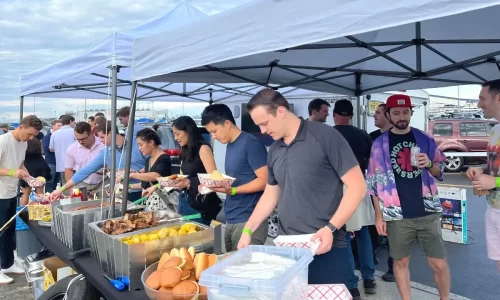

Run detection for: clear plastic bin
[[199, 245, 313, 300]]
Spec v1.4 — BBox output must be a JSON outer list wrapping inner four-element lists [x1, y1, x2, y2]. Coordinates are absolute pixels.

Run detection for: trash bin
[[16, 207, 43, 259]]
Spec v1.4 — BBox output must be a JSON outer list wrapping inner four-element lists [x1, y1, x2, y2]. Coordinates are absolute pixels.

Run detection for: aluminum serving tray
[[52, 199, 144, 251], [88, 211, 214, 291]]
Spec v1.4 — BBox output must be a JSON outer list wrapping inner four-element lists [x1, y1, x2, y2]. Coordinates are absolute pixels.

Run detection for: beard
[[389, 119, 409, 130]]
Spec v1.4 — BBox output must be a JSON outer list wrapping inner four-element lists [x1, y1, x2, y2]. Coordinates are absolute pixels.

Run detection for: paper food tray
[[157, 175, 187, 187], [273, 234, 320, 255], [307, 284, 352, 300], [197, 173, 235, 188]]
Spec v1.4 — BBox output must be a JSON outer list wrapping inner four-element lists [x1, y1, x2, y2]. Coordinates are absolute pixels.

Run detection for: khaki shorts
[[224, 221, 268, 252], [386, 213, 446, 260]]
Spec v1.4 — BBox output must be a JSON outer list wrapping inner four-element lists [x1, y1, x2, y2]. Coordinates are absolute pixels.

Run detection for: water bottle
[[56, 182, 61, 190]]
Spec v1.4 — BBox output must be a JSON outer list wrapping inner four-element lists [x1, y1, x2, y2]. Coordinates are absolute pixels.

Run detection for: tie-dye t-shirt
[[486, 124, 500, 209]]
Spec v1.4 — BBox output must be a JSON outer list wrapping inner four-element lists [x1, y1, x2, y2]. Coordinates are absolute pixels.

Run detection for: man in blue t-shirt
[[202, 104, 269, 251]]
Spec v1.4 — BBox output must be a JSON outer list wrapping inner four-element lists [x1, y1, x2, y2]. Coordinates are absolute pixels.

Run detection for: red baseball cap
[[386, 94, 413, 109]]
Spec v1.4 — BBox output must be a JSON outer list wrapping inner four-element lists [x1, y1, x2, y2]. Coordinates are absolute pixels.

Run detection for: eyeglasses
[[76, 135, 90, 142]]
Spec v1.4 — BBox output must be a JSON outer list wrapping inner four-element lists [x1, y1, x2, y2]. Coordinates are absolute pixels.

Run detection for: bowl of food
[[28, 176, 46, 188], [141, 247, 217, 300], [198, 171, 235, 189], [157, 175, 187, 188]]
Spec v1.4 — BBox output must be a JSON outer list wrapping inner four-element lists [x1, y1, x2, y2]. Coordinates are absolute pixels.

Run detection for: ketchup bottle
[[71, 188, 84, 201]]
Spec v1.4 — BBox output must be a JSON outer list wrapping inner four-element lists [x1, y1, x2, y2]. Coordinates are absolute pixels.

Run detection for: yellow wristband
[[231, 187, 237, 196], [60, 186, 66, 192], [8, 169, 14, 177]]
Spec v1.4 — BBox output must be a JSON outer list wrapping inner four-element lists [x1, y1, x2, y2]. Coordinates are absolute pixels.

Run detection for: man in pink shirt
[[65, 122, 105, 194]]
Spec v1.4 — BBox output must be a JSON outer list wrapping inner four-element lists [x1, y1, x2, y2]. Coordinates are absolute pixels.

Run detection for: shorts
[[224, 221, 268, 252], [485, 206, 500, 261], [386, 213, 446, 260]]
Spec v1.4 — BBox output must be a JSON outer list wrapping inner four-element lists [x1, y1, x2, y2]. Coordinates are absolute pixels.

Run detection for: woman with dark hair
[[20, 138, 52, 205], [117, 128, 172, 193], [144, 116, 221, 224]]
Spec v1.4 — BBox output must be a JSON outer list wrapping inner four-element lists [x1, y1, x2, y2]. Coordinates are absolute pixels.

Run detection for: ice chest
[[199, 245, 313, 299]]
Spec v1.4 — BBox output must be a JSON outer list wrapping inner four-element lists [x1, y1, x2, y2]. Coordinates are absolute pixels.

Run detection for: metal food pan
[[88, 216, 214, 291]]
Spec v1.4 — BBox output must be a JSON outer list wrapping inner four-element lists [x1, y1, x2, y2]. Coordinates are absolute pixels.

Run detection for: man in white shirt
[[49, 115, 75, 190], [0, 115, 43, 284]]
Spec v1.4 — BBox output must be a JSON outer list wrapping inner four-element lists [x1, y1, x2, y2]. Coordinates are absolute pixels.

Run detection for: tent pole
[[355, 73, 362, 129], [19, 96, 24, 122], [121, 81, 137, 215], [109, 66, 118, 218]]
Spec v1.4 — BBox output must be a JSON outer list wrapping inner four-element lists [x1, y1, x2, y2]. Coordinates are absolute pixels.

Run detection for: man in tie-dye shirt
[[366, 94, 449, 300], [467, 79, 500, 272]]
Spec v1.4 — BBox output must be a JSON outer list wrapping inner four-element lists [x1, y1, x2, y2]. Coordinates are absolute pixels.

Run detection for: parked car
[[429, 118, 498, 172]]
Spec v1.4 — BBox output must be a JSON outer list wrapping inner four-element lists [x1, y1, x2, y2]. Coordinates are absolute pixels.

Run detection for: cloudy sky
[[0, 0, 483, 122]]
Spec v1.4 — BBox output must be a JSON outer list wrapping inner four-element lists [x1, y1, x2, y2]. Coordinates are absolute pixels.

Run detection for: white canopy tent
[[132, 0, 500, 97], [18, 1, 285, 121]]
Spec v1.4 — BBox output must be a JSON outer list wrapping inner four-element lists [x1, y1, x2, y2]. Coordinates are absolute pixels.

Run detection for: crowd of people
[[1, 81, 500, 299]]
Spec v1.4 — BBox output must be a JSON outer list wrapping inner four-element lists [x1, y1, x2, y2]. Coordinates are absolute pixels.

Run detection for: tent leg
[[356, 96, 362, 129], [19, 96, 24, 122], [121, 81, 137, 215], [109, 66, 118, 218]]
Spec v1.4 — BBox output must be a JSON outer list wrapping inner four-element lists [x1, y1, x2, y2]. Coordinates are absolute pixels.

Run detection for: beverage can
[[411, 146, 420, 166]]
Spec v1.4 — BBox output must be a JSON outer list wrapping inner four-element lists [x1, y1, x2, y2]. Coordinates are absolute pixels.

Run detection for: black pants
[[0, 198, 17, 269]]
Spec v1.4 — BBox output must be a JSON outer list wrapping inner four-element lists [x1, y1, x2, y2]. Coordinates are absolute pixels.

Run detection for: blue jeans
[[45, 164, 58, 193], [308, 232, 359, 289], [178, 191, 210, 225], [354, 226, 375, 280]]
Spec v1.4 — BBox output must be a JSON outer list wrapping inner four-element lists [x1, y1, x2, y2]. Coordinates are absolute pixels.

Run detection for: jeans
[[308, 231, 359, 289], [178, 191, 210, 225], [354, 226, 375, 280], [45, 164, 58, 193], [0, 198, 17, 269]]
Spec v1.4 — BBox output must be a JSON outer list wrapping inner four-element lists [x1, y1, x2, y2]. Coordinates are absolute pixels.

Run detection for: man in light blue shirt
[[49, 115, 75, 188], [118, 106, 147, 164], [49, 120, 145, 201]]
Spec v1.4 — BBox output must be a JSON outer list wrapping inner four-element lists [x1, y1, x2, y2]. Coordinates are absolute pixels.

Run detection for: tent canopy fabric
[[19, 1, 270, 103], [132, 0, 500, 96]]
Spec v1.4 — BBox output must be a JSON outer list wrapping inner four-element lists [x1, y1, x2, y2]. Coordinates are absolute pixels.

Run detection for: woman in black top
[[144, 116, 221, 224], [120, 128, 172, 191], [20, 138, 52, 205]]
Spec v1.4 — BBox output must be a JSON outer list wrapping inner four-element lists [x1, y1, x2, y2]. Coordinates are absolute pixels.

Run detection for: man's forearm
[[244, 188, 279, 232], [65, 169, 74, 182], [62, 179, 76, 191], [329, 183, 366, 229], [429, 163, 441, 177], [0, 168, 12, 177], [372, 195, 383, 219], [235, 178, 266, 195]]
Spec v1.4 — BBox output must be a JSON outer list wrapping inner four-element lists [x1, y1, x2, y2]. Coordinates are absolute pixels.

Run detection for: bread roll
[[172, 280, 199, 296], [188, 247, 195, 259], [195, 253, 209, 281], [208, 253, 217, 268], [145, 270, 161, 290], [157, 253, 170, 270], [162, 257, 183, 269], [160, 267, 182, 288], [180, 248, 192, 262], [170, 248, 180, 257]]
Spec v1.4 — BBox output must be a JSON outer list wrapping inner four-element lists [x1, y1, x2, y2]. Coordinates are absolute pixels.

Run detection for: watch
[[325, 222, 338, 233]]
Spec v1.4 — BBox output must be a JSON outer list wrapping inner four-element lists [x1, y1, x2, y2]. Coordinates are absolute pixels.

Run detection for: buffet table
[[20, 211, 147, 300]]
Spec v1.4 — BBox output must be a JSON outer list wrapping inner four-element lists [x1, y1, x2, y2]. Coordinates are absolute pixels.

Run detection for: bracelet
[[231, 187, 237, 196], [60, 186, 66, 192], [129, 184, 134, 190], [496, 177, 500, 188], [242, 228, 253, 236], [427, 161, 433, 169], [8, 169, 14, 177]]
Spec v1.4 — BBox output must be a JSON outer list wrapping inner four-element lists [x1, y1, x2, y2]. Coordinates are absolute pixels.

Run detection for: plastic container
[[197, 173, 235, 188], [199, 245, 313, 300], [141, 261, 208, 300]]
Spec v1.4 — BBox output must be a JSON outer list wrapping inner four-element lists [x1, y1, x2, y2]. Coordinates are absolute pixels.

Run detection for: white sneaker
[[0, 272, 13, 285], [2, 262, 25, 275], [14, 250, 24, 264]]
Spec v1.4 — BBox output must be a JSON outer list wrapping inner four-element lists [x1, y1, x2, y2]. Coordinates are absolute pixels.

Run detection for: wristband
[[231, 187, 237, 196], [129, 184, 134, 190], [496, 177, 500, 188], [427, 161, 433, 169], [156, 183, 161, 188], [242, 228, 253, 236], [60, 186, 66, 192], [8, 169, 14, 177]]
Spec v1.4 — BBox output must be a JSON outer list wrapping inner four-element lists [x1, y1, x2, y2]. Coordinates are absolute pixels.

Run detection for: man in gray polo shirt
[[238, 88, 367, 299]]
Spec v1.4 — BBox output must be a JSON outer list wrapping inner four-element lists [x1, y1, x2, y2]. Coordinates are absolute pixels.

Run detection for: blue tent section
[[136, 118, 154, 123]]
